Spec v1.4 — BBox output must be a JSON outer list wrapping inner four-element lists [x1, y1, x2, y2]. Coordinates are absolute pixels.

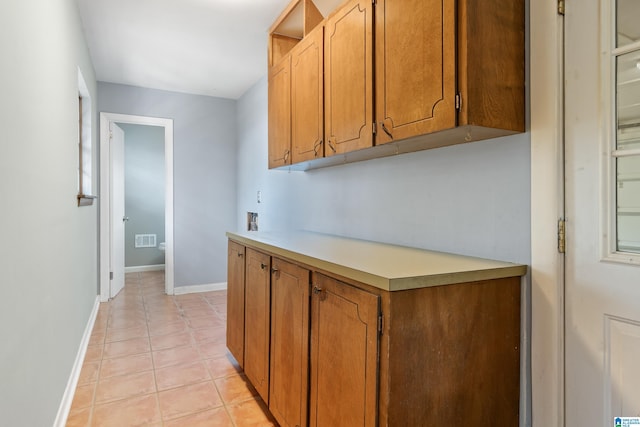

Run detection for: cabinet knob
[[313, 286, 322, 295], [260, 263, 267, 270], [237, 252, 243, 258]]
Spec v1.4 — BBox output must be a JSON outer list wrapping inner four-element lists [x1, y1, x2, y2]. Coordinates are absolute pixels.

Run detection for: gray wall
[[98, 83, 237, 287], [120, 123, 165, 268], [0, 0, 98, 425]]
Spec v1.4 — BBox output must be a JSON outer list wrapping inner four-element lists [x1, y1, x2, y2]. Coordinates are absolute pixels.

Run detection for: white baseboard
[[53, 296, 100, 427], [125, 264, 165, 273], [173, 282, 227, 295]]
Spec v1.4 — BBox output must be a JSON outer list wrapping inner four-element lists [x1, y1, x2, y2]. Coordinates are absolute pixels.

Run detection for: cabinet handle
[[313, 140, 323, 157], [381, 122, 393, 140], [237, 252, 243, 258], [260, 263, 267, 270], [313, 286, 327, 301]]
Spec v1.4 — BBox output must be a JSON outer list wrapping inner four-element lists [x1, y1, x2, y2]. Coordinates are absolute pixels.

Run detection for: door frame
[[530, 0, 566, 426], [99, 112, 175, 301]]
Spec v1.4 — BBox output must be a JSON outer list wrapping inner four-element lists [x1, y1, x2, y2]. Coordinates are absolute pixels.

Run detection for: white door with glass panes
[[565, 0, 640, 425]]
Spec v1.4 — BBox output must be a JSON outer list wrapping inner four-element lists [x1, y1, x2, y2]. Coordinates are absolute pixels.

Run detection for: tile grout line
[[139, 274, 165, 427]]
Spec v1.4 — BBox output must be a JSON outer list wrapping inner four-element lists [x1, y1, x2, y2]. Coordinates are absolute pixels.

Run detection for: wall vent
[[135, 234, 157, 248]]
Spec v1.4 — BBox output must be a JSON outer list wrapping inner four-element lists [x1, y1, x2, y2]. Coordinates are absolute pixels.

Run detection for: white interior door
[[110, 122, 126, 298], [565, 1, 640, 425]]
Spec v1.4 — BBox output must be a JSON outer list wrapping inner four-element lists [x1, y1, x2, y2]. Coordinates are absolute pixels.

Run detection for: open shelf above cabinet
[[268, 0, 344, 67]]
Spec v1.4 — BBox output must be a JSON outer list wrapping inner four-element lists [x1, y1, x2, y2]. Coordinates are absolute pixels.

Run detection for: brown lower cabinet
[[227, 239, 521, 427], [243, 248, 271, 401], [309, 273, 379, 427], [226, 241, 245, 367], [269, 257, 311, 427]]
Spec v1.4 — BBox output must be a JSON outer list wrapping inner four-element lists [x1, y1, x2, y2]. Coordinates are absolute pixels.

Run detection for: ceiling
[[76, 0, 292, 100]]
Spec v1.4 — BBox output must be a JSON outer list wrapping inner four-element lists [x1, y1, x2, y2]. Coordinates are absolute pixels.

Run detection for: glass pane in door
[[615, 47, 640, 253], [616, 0, 640, 48]]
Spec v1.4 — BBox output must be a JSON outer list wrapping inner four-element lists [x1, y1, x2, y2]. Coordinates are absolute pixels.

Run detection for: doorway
[[118, 123, 166, 275], [100, 112, 174, 301]]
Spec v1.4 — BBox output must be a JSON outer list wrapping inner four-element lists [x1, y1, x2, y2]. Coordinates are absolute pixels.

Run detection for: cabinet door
[[268, 55, 292, 169], [324, 0, 373, 156], [244, 248, 271, 401], [291, 25, 324, 164], [375, 0, 456, 144], [269, 258, 311, 427], [226, 241, 245, 367], [309, 273, 379, 427]]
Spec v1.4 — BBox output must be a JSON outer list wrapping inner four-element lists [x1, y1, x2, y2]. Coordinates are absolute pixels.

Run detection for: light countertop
[[227, 230, 527, 291]]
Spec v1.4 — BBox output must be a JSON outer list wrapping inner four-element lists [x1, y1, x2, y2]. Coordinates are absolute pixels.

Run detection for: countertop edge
[[227, 231, 527, 291]]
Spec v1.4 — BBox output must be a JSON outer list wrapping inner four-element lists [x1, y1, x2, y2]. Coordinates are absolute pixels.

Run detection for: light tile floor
[[66, 271, 277, 427]]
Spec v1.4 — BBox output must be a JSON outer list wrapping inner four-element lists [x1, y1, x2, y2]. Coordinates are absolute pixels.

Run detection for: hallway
[[66, 271, 276, 426]]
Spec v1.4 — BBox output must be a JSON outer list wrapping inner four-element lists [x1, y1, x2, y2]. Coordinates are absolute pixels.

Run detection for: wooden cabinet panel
[[380, 277, 521, 426], [244, 248, 271, 401], [309, 273, 379, 427], [375, 0, 456, 144], [269, 258, 311, 427], [268, 56, 292, 169], [291, 25, 324, 164], [226, 241, 245, 367], [458, 0, 525, 131], [324, 0, 373, 155]]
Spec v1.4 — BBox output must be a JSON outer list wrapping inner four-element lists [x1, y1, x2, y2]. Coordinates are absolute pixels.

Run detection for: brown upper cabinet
[[291, 25, 324, 163], [374, 0, 457, 144], [268, 0, 334, 168], [268, 56, 292, 168], [269, 27, 324, 168], [324, 0, 374, 156], [375, 0, 524, 145], [268, 0, 524, 169]]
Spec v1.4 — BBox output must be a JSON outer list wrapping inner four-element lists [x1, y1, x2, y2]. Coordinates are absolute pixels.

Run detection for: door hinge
[[557, 218, 566, 254], [378, 313, 384, 334], [455, 93, 462, 110], [372, 122, 377, 135], [109, 130, 113, 139], [558, 0, 565, 15], [109, 271, 114, 280]]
